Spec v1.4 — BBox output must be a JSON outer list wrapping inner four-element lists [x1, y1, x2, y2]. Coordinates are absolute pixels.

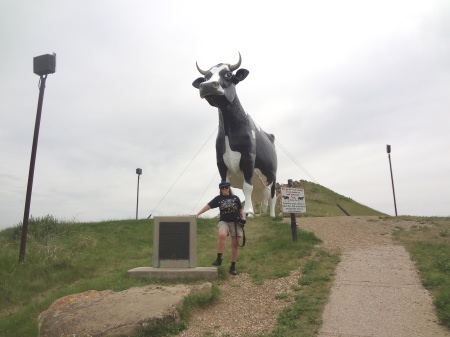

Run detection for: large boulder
[[38, 283, 212, 337]]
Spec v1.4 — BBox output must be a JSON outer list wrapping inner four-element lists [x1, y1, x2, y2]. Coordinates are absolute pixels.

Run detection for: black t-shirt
[[208, 194, 242, 222]]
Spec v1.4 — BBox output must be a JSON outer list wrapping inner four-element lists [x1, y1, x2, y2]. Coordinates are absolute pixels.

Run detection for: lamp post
[[19, 54, 56, 263], [136, 168, 142, 220], [386, 145, 398, 216]]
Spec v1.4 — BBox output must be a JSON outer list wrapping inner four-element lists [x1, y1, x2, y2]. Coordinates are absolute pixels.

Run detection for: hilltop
[[275, 180, 386, 217]]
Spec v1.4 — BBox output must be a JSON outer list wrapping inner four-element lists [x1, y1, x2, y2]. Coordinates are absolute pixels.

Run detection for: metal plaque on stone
[[153, 216, 196, 268], [159, 222, 190, 260]]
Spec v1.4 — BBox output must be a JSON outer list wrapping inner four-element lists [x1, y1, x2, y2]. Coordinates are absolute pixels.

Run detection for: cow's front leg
[[217, 160, 228, 182], [242, 181, 254, 217], [241, 157, 255, 218]]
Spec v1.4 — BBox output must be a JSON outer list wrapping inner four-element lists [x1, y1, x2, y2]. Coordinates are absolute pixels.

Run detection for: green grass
[[1, 216, 158, 337], [267, 249, 340, 337], [393, 216, 450, 328], [3, 185, 449, 336], [276, 180, 386, 217], [0, 214, 334, 337]]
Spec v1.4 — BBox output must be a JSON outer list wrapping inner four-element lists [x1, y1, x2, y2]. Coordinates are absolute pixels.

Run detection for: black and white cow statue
[[192, 53, 277, 217]]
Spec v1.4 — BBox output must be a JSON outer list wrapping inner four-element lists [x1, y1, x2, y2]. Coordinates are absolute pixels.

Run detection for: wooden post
[[288, 179, 297, 242]]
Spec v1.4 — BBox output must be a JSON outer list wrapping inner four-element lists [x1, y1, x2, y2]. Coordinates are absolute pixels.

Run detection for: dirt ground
[[178, 216, 450, 337]]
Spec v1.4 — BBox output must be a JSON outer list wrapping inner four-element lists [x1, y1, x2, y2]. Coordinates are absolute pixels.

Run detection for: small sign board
[[281, 186, 306, 213]]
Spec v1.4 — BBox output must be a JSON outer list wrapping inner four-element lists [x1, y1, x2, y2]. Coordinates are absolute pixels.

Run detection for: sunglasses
[[220, 186, 230, 190]]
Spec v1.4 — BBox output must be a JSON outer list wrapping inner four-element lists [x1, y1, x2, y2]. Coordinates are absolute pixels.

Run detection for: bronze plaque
[[158, 222, 190, 260]]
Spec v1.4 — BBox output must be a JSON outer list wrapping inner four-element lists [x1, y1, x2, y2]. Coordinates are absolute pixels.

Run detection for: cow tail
[[271, 180, 276, 198]]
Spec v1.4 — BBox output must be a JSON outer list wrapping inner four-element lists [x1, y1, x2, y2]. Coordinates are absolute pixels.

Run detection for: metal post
[[136, 168, 142, 220], [19, 75, 47, 263], [288, 179, 298, 241], [387, 145, 398, 216]]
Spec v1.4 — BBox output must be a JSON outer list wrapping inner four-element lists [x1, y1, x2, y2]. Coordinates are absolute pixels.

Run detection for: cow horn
[[229, 52, 242, 72], [196, 61, 208, 75]]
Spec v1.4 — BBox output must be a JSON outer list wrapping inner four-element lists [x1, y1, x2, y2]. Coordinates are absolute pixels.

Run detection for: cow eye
[[225, 72, 232, 78]]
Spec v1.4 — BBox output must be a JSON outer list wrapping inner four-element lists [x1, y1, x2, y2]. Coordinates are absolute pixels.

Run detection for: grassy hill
[[275, 180, 386, 217], [1, 182, 448, 337], [1, 215, 333, 337]]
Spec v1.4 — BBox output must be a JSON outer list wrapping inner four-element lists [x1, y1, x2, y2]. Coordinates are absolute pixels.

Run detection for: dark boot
[[229, 264, 238, 275], [212, 258, 222, 266]]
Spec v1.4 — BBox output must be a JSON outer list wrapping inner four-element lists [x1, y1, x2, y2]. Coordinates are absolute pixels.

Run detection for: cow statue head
[[192, 53, 249, 107]]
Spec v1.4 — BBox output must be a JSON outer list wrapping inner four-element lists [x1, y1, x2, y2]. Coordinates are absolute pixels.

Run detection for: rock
[[38, 283, 212, 337]]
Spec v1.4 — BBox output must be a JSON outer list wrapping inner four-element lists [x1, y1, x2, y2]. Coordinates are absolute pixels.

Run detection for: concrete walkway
[[318, 244, 450, 337]]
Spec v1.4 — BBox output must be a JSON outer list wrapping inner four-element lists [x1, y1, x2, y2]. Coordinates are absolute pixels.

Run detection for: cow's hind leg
[[269, 182, 276, 217], [260, 185, 271, 213]]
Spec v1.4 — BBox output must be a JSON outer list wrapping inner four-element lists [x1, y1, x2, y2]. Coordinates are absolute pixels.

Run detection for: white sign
[[281, 187, 306, 213]]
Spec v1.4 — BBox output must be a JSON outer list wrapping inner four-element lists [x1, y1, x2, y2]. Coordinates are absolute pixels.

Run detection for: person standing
[[196, 181, 245, 275]]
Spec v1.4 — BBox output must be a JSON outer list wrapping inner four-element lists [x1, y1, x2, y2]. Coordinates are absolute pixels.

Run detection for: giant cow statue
[[192, 53, 277, 217]]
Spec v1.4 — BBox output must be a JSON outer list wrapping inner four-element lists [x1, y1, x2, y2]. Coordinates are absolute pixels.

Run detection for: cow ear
[[192, 77, 205, 89], [232, 69, 249, 84]]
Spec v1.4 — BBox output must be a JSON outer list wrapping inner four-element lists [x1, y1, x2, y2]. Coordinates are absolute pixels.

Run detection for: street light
[[19, 53, 56, 263], [136, 168, 142, 220], [386, 145, 398, 216]]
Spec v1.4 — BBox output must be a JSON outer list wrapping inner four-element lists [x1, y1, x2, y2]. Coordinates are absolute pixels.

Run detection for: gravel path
[[178, 216, 450, 337]]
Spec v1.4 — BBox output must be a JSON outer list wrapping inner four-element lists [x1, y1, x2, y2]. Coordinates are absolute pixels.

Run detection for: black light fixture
[[386, 145, 398, 216], [136, 168, 142, 220], [33, 54, 56, 76], [19, 53, 57, 263]]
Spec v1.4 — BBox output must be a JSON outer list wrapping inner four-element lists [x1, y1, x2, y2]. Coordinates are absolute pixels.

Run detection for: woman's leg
[[217, 227, 228, 253], [231, 236, 239, 262], [212, 226, 228, 266]]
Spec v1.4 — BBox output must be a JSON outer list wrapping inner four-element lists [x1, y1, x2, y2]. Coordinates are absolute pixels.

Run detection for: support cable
[[275, 139, 319, 184], [147, 127, 217, 218], [148, 117, 319, 218], [190, 171, 218, 214], [251, 117, 319, 184]]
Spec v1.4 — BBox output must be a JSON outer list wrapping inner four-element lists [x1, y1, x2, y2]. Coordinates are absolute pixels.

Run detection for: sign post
[[281, 180, 307, 242]]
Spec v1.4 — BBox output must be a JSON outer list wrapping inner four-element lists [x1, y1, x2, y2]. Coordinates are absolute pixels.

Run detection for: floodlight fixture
[[33, 53, 56, 76]]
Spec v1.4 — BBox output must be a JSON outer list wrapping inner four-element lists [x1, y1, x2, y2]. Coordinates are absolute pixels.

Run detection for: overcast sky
[[1, 1, 449, 230]]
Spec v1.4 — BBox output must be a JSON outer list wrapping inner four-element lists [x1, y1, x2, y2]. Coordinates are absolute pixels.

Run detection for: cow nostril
[[212, 82, 219, 89]]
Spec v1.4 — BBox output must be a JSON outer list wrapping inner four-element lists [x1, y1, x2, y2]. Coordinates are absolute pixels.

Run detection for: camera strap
[[234, 221, 246, 247]]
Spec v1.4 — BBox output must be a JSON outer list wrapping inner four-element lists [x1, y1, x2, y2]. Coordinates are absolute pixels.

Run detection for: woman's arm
[[239, 208, 245, 220], [196, 204, 211, 218]]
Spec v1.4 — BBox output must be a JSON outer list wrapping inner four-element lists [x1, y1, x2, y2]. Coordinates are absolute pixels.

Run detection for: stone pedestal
[[127, 216, 217, 280], [127, 266, 217, 280]]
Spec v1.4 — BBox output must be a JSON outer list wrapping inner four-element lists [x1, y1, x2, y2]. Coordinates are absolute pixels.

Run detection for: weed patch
[[393, 217, 450, 328], [267, 249, 340, 337]]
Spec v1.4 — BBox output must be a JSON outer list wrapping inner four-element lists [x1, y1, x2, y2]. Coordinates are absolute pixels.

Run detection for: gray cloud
[[1, 0, 449, 229]]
